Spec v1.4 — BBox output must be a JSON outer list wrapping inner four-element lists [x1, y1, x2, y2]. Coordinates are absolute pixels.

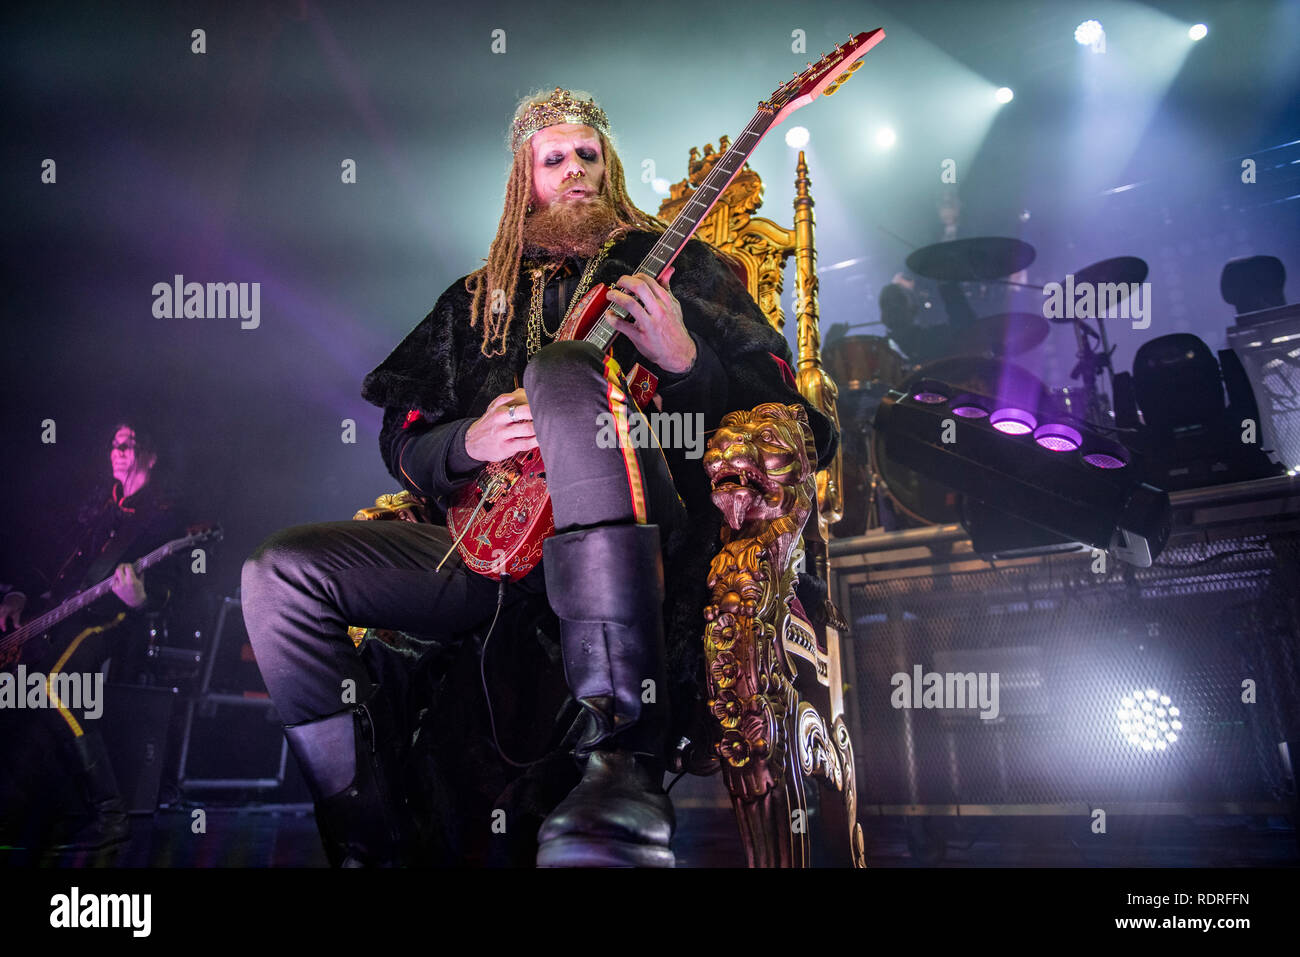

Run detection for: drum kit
[[826, 236, 1149, 535]]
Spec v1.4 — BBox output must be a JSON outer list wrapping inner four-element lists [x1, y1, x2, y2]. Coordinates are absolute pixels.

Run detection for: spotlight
[[785, 126, 810, 149], [1117, 688, 1182, 752], [1075, 19, 1106, 52], [874, 126, 896, 150], [990, 408, 1036, 435], [1188, 23, 1208, 41], [873, 378, 1171, 565], [1113, 333, 1286, 489], [1034, 423, 1083, 452], [1075, 19, 1103, 45], [994, 86, 1014, 104]]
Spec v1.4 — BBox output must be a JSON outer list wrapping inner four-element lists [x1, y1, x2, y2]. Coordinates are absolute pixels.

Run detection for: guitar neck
[[583, 106, 779, 352], [3, 539, 179, 650]]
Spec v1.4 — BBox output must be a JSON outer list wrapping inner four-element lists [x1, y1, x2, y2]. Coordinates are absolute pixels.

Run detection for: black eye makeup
[[544, 147, 600, 165]]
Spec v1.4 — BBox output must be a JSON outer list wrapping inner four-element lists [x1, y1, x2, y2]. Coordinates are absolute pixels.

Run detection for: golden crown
[[510, 88, 611, 153]]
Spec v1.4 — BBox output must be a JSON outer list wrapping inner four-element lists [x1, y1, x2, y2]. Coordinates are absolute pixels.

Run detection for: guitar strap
[[600, 353, 648, 525]]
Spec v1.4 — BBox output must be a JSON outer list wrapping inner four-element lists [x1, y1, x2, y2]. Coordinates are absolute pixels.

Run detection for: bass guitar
[[0, 524, 222, 669]]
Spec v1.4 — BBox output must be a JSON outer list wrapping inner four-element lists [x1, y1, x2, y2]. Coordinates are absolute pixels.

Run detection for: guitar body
[[0, 621, 53, 671], [555, 281, 612, 341], [446, 281, 619, 581], [446, 446, 553, 580], [0, 613, 123, 674]]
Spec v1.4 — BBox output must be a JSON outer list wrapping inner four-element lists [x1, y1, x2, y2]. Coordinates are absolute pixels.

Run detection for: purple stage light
[[912, 391, 948, 404], [990, 408, 1036, 435], [952, 405, 988, 418], [1034, 423, 1083, 452], [1083, 452, 1127, 470]]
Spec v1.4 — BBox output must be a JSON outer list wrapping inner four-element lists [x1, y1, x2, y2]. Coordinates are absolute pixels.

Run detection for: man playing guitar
[[240, 86, 839, 868], [1, 421, 185, 852]]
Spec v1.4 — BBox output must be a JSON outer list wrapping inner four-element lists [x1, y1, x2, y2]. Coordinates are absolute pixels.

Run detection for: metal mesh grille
[[1254, 346, 1300, 470], [846, 533, 1300, 808]]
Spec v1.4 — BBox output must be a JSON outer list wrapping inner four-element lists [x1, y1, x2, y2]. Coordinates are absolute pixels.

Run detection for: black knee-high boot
[[51, 729, 129, 851], [535, 523, 675, 868], [283, 689, 408, 867]]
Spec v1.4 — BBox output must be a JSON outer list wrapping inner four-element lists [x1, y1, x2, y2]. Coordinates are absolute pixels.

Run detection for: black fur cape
[[358, 230, 838, 860]]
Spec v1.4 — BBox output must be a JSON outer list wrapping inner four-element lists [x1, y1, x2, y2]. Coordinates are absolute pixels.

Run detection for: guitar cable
[[478, 575, 696, 795], [478, 573, 547, 769]]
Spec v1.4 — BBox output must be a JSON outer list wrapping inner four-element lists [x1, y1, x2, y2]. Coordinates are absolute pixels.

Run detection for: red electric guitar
[[447, 29, 886, 580]]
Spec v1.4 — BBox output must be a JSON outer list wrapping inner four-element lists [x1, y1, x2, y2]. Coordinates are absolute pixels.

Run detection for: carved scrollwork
[[796, 701, 843, 789], [834, 714, 866, 868]]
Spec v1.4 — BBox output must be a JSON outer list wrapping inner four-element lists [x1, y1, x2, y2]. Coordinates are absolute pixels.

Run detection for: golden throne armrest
[[701, 403, 863, 868], [346, 490, 433, 647]]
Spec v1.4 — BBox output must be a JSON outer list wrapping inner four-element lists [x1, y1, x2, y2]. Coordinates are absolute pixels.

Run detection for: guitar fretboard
[[583, 108, 777, 352], [0, 529, 217, 656]]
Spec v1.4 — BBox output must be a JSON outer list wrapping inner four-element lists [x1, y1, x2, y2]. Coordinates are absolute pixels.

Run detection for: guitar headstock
[[768, 28, 886, 125], [184, 522, 224, 546]]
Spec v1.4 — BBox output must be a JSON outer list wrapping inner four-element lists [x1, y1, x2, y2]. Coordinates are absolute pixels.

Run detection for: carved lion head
[[704, 402, 816, 531]]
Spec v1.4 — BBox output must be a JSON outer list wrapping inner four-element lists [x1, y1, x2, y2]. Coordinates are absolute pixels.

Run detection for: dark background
[[2, 0, 1297, 603]]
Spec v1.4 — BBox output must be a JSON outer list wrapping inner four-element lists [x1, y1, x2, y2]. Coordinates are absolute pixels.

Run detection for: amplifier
[[100, 684, 179, 814]]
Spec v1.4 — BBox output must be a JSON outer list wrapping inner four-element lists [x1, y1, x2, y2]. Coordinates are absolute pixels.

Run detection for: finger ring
[[507, 405, 516, 421]]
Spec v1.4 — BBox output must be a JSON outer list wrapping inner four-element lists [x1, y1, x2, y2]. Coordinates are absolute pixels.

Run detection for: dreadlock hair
[[465, 89, 668, 357]]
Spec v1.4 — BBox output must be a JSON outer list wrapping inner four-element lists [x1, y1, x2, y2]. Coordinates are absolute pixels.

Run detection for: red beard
[[522, 190, 626, 260]]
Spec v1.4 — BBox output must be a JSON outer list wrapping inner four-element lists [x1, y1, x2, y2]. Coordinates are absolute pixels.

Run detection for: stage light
[[784, 126, 810, 149], [994, 86, 1014, 104], [874, 126, 896, 150], [1188, 23, 1208, 41], [1034, 423, 1083, 452], [1114, 332, 1285, 489], [872, 377, 1171, 565], [1117, 688, 1182, 752], [1075, 19, 1105, 48], [1083, 452, 1126, 470], [990, 408, 1036, 435]]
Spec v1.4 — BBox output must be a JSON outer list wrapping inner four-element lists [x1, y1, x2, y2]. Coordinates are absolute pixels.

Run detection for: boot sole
[[536, 837, 675, 868]]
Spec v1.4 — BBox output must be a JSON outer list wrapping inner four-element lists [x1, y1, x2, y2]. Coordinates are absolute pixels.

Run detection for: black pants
[[241, 341, 686, 726]]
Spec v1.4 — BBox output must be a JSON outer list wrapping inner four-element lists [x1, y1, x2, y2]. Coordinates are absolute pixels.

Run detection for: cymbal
[[1073, 255, 1148, 289], [906, 237, 1037, 282], [946, 312, 1050, 357]]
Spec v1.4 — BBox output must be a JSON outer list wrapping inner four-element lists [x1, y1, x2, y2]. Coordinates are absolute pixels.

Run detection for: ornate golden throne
[[658, 138, 864, 868]]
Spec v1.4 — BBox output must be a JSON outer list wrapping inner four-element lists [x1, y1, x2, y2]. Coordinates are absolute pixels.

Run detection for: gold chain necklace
[[525, 238, 616, 358]]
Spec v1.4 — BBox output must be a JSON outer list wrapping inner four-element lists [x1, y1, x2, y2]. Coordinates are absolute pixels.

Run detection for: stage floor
[[2, 775, 1295, 868]]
